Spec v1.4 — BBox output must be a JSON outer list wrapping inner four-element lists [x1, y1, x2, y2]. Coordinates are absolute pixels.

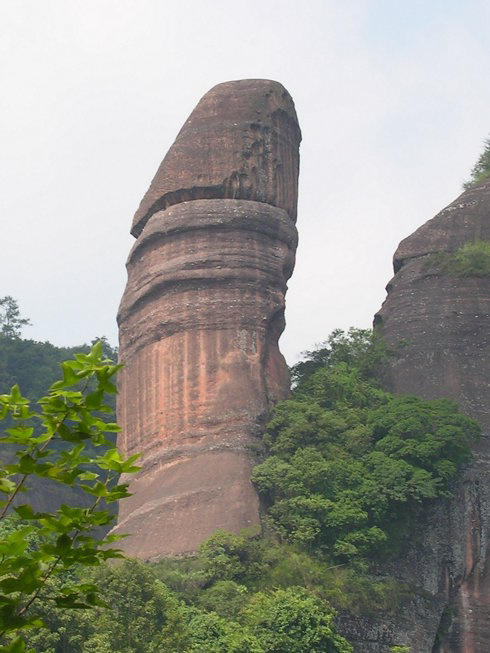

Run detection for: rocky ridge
[[364, 179, 490, 652]]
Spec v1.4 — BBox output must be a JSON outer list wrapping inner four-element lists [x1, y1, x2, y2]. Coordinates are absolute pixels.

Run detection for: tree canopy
[[21, 557, 354, 653], [252, 330, 479, 559], [0, 298, 31, 340], [464, 134, 490, 188]]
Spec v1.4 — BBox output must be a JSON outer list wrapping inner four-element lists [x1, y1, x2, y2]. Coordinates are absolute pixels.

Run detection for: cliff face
[[114, 80, 301, 558], [372, 179, 490, 652]]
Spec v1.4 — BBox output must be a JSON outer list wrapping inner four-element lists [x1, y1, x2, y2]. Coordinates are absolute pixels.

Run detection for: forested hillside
[[0, 297, 117, 400]]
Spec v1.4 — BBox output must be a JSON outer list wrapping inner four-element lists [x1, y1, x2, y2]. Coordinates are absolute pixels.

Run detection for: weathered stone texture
[[131, 79, 301, 237], [115, 80, 300, 558], [372, 179, 490, 652]]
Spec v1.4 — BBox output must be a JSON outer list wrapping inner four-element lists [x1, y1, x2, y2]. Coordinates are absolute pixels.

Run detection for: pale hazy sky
[[2, 0, 489, 363]]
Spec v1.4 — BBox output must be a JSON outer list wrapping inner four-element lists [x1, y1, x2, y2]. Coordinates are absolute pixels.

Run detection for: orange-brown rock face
[[131, 79, 301, 237], [115, 80, 300, 558], [374, 179, 490, 652]]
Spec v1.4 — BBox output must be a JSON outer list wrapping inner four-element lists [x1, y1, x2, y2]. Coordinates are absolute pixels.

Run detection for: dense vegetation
[[18, 555, 353, 653], [2, 326, 479, 652], [252, 329, 479, 560]]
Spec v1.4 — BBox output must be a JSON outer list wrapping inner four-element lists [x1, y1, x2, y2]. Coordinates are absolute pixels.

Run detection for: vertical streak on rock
[[114, 80, 300, 558], [375, 180, 490, 652]]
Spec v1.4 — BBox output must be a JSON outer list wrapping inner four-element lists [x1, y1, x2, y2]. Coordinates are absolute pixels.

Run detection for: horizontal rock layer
[[115, 199, 298, 557], [131, 79, 301, 237], [374, 179, 490, 652]]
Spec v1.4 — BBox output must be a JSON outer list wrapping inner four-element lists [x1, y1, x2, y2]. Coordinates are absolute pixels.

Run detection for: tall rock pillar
[[375, 179, 490, 652], [115, 80, 301, 558]]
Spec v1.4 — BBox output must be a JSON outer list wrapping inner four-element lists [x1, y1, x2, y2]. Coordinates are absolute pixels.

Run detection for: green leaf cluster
[[0, 342, 138, 650], [0, 331, 120, 522]]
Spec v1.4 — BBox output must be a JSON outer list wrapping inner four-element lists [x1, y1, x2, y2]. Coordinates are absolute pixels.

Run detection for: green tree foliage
[[22, 557, 353, 653], [0, 332, 117, 403], [450, 240, 490, 276], [78, 561, 190, 653], [186, 608, 262, 653], [0, 298, 31, 340], [244, 588, 352, 653], [21, 561, 190, 653], [0, 343, 139, 652], [464, 134, 490, 188], [252, 331, 479, 559], [290, 328, 386, 389], [154, 529, 409, 618], [198, 529, 266, 587]]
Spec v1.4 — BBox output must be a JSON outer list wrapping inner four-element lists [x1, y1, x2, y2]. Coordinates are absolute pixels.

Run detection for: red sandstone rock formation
[[374, 179, 490, 653], [131, 79, 301, 237], [114, 80, 300, 558]]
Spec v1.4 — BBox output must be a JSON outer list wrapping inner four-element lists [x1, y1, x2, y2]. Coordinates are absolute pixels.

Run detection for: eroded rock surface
[[115, 80, 300, 558], [131, 79, 301, 237], [371, 179, 490, 652]]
